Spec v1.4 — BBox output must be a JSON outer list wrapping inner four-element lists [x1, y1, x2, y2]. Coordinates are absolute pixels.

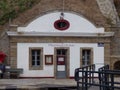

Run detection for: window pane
[[57, 50, 61, 55], [32, 61, 35, 66], [36, 50, 40, 55], [87, 61, 90, 65], [32, 56, 35, 60], [37, 61, 40, 65], [37, 56, 40, 60], [62, 49, 66, 55], [32, 50, 35, 56], [82, 61, 85, 65], [87, 56, 90, 60]]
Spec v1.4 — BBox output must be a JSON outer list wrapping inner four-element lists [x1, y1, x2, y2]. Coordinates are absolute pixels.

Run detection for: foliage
[[0, 0, 40, 25]]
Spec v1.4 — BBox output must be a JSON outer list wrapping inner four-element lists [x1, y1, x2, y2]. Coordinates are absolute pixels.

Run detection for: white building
[[7, 12, 113, 78]]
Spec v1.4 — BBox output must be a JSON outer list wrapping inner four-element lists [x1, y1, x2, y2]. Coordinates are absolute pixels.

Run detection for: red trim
[[54, 19, 70, 31], [19, 76, 98, 79], [69, 77, 75, 79], [20, 77, 55, 79], [19, 76, 75, 79], [19, 77, 76, 79], [20, 76, 98, 79]]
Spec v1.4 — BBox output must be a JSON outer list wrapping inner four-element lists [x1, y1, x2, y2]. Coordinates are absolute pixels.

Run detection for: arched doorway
[[114, 61, 120, 70]]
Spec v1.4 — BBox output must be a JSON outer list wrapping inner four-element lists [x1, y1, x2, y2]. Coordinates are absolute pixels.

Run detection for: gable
[[18, 12, 104, 33]]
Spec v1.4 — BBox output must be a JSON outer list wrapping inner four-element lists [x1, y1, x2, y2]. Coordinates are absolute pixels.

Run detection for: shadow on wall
[[114, 61, 120, 70]]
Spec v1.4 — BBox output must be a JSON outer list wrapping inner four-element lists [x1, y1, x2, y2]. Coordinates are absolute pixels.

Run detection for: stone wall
[[96, 0, 119, 24], [110, 27, 120, 69], [0, 31, 9, 65], [10, 0, 107, 27]]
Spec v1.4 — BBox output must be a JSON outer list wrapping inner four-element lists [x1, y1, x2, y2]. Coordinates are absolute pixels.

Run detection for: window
[[29, 48, 43, 70], [80, 48, 93, 67], [54, 19, 70, 31], [57, 49, 67, 56]]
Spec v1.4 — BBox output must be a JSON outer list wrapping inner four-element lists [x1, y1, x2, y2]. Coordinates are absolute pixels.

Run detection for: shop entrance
[[55, 48, 69, 78]]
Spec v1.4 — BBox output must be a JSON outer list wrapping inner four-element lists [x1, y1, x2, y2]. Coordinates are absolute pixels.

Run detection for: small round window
[[54, 19, 70, 31]]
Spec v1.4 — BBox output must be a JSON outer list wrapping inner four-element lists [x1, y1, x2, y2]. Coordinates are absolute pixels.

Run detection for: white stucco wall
[[16, 12, 105, 78], [17, 12, 104, 33], [17, 43, 104, 77]]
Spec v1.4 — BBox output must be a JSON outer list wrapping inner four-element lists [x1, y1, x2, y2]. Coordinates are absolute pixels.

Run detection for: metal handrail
[[74, 64, 120, 90]]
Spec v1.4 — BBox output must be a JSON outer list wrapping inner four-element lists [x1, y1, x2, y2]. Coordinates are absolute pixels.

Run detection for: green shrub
[[0, 0, 40, 25]]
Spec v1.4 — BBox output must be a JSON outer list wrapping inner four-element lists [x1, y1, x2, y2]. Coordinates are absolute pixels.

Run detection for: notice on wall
[[98, 43, 104, 47], [57, 65, 65, 71], [58, 57, 64, 61]]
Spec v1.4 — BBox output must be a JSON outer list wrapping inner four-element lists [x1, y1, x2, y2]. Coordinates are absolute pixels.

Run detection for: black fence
[[74, 64, 120, 90]]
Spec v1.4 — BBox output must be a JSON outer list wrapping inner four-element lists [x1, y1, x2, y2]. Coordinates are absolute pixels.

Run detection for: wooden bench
[[5, 68, 23, 78]]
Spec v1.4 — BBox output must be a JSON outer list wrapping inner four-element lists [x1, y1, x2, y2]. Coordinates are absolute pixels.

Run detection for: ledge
[[7, 31, 114, 37]]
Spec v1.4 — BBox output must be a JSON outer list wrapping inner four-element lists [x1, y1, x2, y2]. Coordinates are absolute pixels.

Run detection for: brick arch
[[21, 10, 99, 28], [114, 60, 120, 70], [10, 0, 106, 28]]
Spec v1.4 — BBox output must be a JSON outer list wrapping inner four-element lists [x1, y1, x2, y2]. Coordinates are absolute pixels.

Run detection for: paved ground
[[0, 79, 77, 89], [0, 78, 120, 90], [88, 86, 99, 90]]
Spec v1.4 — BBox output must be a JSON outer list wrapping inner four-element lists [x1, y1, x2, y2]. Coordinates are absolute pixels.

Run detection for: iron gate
[[74, 64, 120, 90]]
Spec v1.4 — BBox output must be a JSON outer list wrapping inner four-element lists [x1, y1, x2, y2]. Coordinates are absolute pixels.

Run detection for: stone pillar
[[104, 43, 111, 66], [9, 42, 17, 68]]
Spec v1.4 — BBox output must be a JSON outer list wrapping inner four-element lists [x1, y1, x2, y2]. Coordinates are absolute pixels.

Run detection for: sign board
[[98, 43, 104, 47]]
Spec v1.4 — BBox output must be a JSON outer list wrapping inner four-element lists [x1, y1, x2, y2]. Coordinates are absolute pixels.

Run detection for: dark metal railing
[[75, 64, 95, 90], [98, 65, 120, 90], [74, 64, 120, 90]]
